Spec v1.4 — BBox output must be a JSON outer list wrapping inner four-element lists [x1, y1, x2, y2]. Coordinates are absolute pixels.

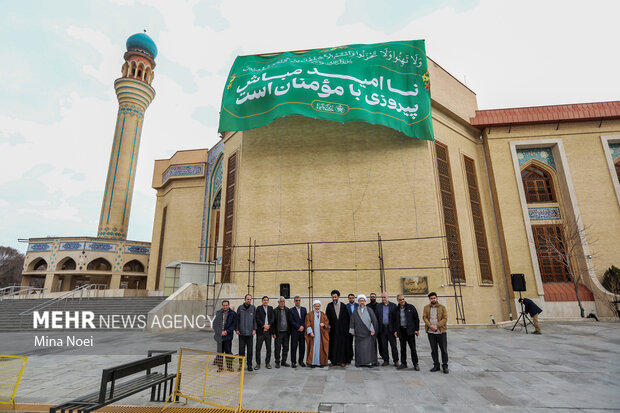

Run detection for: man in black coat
[[326, 289, 351, 366], [519, 297, 543, 334], [255, 296, 275, 369], [288, 295, 307, 368], [375, 292, 399, 366], [395, 294, 420, 370], [213, 300, 237, 371]]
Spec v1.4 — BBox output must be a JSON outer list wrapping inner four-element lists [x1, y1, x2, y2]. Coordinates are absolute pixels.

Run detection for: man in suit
[[375, 292, 399, 366], [345, 293, 358, 361], [519, 297, 543, 334], [272, 296, 291, 368], [289, 295, 307, 368], [346, 293, 359, 315], [213, 300, 237, 371], [394, 294, 420, 371], [255, 296, 275, 369], [423, 292, 449, 374]]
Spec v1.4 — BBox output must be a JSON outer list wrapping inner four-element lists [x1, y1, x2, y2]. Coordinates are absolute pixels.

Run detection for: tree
[[539, 218, 595, 318], [602, 265, 620, 317], [0, 246, 25, 288]]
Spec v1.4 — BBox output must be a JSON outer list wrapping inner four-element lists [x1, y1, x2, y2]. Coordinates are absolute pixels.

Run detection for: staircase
[[0, 296, 167, 331]]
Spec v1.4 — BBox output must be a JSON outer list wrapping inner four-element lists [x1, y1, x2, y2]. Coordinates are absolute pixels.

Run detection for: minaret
[[98, 33, 157, 239]]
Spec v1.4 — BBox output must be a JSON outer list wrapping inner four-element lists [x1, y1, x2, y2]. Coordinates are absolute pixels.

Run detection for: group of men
[[213, 290, 450, 374]]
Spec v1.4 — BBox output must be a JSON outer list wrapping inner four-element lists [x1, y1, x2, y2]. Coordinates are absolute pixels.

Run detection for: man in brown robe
[[304, 300, 330, 367]]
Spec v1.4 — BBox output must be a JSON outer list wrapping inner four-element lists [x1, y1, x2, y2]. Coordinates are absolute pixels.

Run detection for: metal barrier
[[0, 286, 46, 301], [0, 355, 28, 408], [163, 348, 245, 412]]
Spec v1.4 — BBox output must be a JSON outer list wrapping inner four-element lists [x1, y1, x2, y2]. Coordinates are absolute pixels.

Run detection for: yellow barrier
[[0, 355, 28, 408], [163, 348, 245, 412]]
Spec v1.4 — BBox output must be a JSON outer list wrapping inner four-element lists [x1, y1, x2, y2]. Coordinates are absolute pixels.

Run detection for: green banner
[[219, 40, 433, 141]]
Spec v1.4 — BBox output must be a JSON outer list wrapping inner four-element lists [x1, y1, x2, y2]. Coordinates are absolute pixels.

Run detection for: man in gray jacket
[[236, 294, 257, 371]]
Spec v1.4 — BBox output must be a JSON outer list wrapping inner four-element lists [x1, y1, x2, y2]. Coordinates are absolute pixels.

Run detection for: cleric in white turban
[[349, 293, 378, 367], [304, 299, 329, 367]]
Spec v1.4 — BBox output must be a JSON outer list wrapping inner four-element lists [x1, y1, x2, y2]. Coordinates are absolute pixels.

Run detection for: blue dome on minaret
[[126, 33, 158, 59]]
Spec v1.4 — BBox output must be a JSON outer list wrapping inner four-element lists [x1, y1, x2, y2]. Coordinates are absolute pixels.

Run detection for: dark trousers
[[255, 330, 272, 364], [238, 335, 253, 367], [427, 332, 448, 368], [215, 340, 234, 370], [398, 327, 418, 365], [290, 329, 305, 364], [379, 326, 399, 363], [274, 331, 289, 363]]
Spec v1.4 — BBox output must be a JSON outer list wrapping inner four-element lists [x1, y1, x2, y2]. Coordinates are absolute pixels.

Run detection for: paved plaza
[[1, 321, 619, 412]]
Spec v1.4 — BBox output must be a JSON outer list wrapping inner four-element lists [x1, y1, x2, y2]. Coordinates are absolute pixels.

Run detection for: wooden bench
[[49, 350, 176, 413]]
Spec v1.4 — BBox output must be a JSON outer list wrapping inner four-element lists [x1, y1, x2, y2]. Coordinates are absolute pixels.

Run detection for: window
[[464, 156, 492, 283], [615, 159, 620, 184], [221, 153, 237, 283], [532, 225, 570, 283], [521, 164, 556, 203], [435, 142, 465, 282], [155, 206, 167, 290]]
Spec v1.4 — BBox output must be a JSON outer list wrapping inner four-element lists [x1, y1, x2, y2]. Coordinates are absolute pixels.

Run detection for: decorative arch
[[121, 62, 128, 77], [123, 259, 145, 273], [144, 67, 152, 84], [129, 61, 137, 77], [56, 257, 77, 271], [205, 152, 224, 262], [27, 258, 48, 272], [87, 257, 112, 271], [521, 160, 557, 203]]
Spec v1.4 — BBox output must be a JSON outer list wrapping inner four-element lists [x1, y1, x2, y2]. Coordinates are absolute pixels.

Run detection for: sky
[[1, 0, 619, 253]]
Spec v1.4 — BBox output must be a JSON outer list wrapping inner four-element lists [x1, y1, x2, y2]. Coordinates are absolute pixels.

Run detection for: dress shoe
[[291, 363, 297, 368], [247, 366, 253, 372], [430, 366, 440, 372], [266, 363, 272, 369], [275, 362, 280, 368], [443, 367, 449, 374], [397, 363, 407, 370], [310, 365, 316, 368], [394, 361, 400, 367], [382, 361, 389, 367], [281, 362, 290, 367], [255, 364, 260, 370], [413, 364, 420, 371], [300, 362, 306, 367]]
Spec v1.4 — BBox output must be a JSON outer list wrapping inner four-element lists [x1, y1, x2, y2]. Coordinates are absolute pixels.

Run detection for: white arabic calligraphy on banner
[[235, 67, 420, 119]]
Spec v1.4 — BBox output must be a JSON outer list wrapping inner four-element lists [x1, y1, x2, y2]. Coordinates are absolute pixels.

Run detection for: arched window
[[87, 258, 112, 271], [123, 259, 145, 273], [521, 164, 556, 203], [28, 258, 48, 271], [57, 257, 76, 271]]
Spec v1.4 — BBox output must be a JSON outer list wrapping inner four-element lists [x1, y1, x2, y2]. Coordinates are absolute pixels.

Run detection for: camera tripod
[[511, 292, 534, 333]]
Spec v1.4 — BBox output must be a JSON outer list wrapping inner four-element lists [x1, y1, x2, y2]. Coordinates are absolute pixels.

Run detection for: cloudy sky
[[1, 0, 618, 252]]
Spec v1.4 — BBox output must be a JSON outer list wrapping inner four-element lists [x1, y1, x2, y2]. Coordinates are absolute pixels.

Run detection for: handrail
[[18, 283, 107, 316], [0, 285, 46, 301]]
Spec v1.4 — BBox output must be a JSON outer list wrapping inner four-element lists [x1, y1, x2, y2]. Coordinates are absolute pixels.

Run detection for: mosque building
[[21, 34, 620, 323]]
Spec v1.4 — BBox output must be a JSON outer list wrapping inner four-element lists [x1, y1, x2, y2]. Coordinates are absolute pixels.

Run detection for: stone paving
[[1, 321, 619, 412]]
